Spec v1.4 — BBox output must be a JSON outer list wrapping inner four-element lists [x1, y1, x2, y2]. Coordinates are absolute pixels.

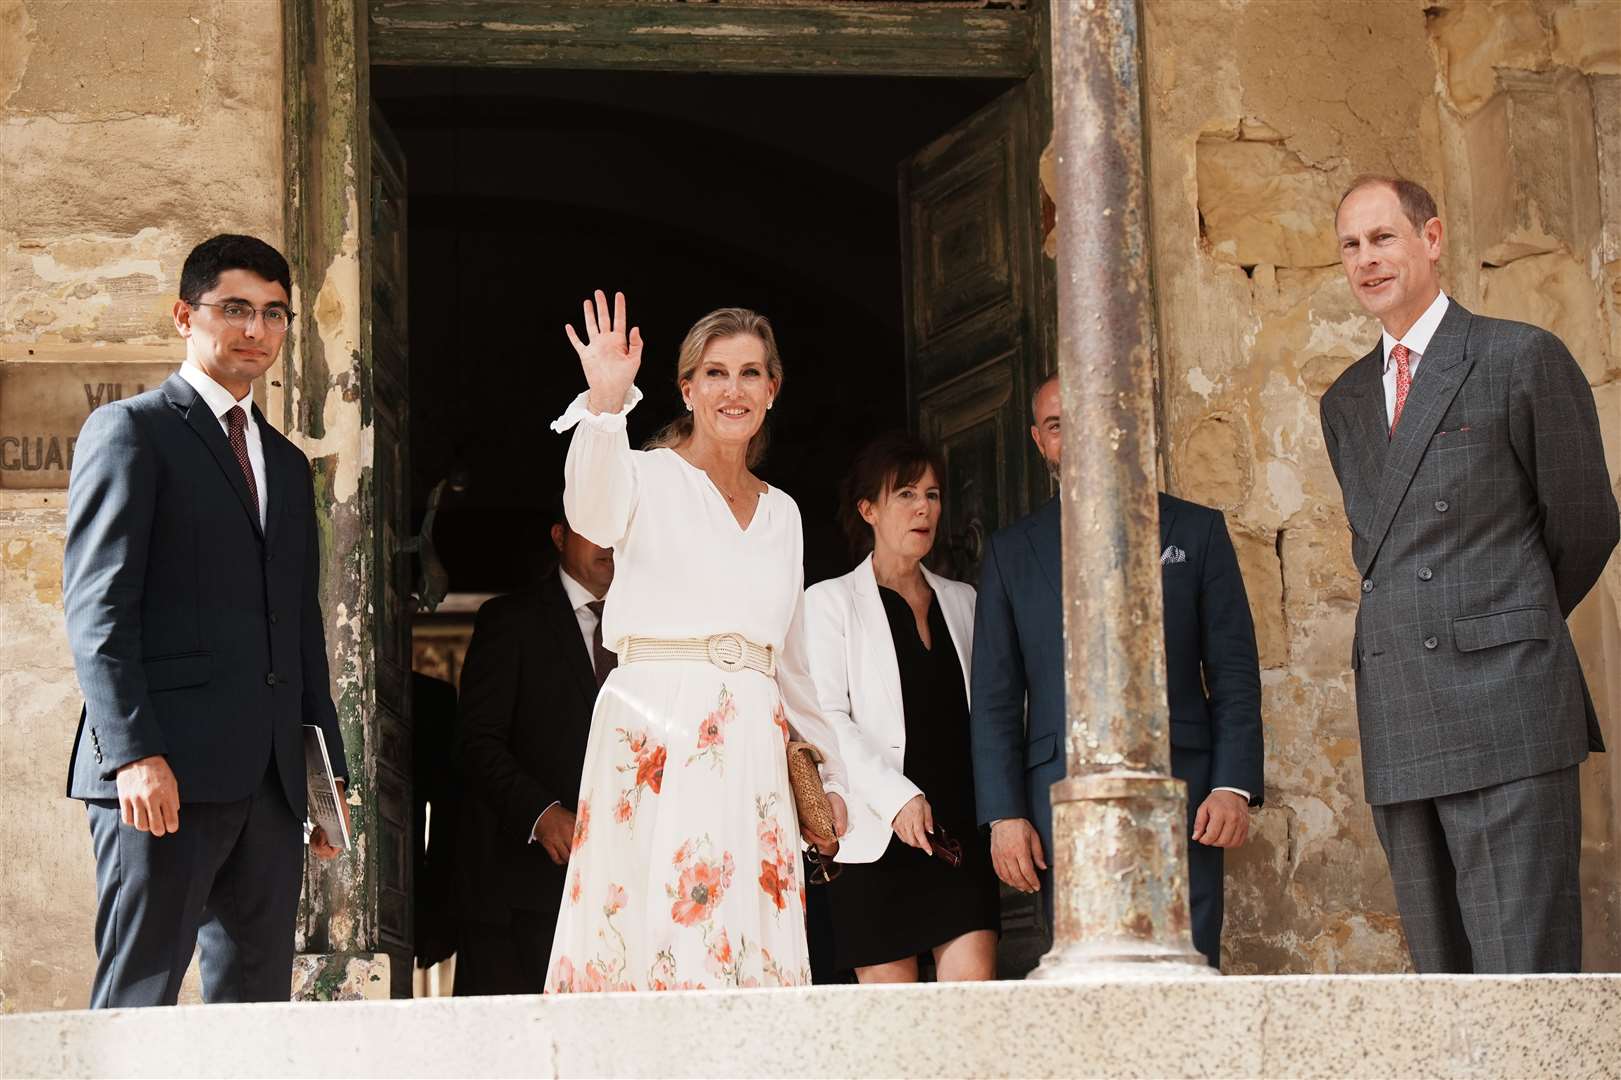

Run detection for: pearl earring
[[767, 400, 773, 411], [685, 401, 693, 412]]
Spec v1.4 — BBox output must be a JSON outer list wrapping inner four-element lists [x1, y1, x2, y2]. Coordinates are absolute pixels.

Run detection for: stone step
[[3, 974, 1616, 1078]]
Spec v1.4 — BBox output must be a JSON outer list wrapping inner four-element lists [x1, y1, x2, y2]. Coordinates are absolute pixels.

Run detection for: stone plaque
[[0, 362, 179, 489]]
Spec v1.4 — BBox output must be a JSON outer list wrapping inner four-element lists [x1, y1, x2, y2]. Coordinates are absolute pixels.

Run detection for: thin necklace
[[680, 448, 754, 504], [711, 475, 753, 503]]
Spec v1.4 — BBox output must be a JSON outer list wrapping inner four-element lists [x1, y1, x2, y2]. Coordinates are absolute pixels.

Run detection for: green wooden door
[[899, 81, 1053, 977], [902, 81, 1053, 579], [370, 104, 415, 993]]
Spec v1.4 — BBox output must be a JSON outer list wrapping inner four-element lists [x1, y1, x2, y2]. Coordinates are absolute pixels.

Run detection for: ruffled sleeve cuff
[[550, 385, 643, 434]]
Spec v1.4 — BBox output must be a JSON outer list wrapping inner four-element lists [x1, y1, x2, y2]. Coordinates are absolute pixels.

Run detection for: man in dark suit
[[64, 234, 350, 1007], [413, 671, 462, 971], [970, 374, 1264, 966], [1321, 176, 1616, 973], [453, 503, 614, 994]]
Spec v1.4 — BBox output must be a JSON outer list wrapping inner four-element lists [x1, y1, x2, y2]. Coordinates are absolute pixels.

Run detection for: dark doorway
[[371, 68, 1014, 593]]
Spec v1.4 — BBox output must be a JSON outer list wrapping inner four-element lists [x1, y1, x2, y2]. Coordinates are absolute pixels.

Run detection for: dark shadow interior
[[372, 68, 1014, 593]]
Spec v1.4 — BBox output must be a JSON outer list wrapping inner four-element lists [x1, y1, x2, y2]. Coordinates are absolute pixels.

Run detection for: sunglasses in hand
[[925, 826, 964, 868]]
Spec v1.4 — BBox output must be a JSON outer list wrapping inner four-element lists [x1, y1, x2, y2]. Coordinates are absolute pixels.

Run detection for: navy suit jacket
[[454, 572, 598, 922], [970, 493, 1264, 859], [63, 371, 347, 816]]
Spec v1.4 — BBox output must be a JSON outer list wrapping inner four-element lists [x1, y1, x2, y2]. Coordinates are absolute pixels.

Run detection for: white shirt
[[530, 569, 605, 843], [179, 361, 267, 530], [558, 567, 601, 666], [1380, 291, 1450, 428]]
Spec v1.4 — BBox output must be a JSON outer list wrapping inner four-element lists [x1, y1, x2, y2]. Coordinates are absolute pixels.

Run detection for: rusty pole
[[1033, 0, 1210, 978]]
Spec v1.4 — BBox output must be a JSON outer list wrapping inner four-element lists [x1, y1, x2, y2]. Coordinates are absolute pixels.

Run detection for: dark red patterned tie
[[1389, 343, 1412, 436], [586, 600, 616, 687], [226, 405, 261, 523]]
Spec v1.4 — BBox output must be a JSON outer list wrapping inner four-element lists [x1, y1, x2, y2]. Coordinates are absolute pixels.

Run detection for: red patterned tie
[[226, 405, 261, 523], [587, 600, 616, 687], [1389, 343, 1412, 436]]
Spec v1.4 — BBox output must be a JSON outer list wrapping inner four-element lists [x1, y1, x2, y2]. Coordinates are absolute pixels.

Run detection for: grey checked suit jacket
[[1320, 301, 1616, 805]]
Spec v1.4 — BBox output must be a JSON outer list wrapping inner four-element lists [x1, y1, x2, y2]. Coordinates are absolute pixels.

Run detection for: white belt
[[616, 633, 777, 678]]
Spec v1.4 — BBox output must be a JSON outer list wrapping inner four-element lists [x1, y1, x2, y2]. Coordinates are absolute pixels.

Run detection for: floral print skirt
[[546, 660, 809, 992]]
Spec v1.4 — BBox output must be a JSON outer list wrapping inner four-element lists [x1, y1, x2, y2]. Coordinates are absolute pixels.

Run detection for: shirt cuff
[[527, 800, 563, 843], [550, 386, 642, 434], [1213, 786, 1251, 802]]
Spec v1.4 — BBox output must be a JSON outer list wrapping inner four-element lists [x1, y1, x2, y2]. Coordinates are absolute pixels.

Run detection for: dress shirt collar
[[1381, 291, 1449, 372], [558, 566, 600, 612], [179, 361, 255, 423]]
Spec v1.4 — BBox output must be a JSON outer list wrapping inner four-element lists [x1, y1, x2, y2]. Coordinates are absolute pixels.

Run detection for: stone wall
[[0, 0, 285, 1012], [1139, 0, 1621, 972]]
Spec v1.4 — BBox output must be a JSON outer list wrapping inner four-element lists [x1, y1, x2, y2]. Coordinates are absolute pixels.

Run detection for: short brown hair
[[1337, 174, 1439, 231], [838, 431, 947, 562]]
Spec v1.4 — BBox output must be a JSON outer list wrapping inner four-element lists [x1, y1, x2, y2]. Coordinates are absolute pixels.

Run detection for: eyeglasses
[[187, 300, 296, 333], [807, 851, 842, 885], [927, 826, 964, 869]]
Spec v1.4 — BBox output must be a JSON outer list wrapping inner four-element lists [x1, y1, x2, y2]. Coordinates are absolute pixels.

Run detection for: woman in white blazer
[[803, 432, 999, 983]]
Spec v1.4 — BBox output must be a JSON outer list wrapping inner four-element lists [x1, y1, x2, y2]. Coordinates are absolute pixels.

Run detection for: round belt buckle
[[707, 632, 747, 672]]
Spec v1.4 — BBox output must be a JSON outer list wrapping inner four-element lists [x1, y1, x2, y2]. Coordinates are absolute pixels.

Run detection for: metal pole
[[1033, 0, 1210, 978]]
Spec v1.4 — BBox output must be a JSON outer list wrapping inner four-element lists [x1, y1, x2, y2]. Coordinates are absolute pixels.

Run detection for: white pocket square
[[1160, 545, 1186, 565]]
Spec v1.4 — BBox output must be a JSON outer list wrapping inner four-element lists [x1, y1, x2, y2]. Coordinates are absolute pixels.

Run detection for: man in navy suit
[[64, 234, 349, 1007], [969, 374, 1264, 965]]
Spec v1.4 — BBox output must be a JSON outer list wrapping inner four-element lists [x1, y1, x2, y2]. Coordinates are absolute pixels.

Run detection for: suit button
[[269, 612, 279, 625], [1361, 579, 1374, 593], [266, 673, 279, 686], [1418, 567, 1433, 581], [1423, 636, 1438, 650], [1434, 500, 1449, 512], [265, 551, 274, 563]]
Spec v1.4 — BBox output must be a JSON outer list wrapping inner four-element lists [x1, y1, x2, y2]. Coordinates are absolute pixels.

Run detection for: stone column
[[1033, 0, 1209, 978]]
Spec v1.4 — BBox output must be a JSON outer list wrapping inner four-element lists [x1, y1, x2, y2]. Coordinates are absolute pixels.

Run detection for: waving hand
[[565, 290, 643, 415]]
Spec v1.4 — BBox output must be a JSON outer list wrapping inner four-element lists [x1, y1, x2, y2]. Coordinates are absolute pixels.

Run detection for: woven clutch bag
[[786, 740, 836, 842]]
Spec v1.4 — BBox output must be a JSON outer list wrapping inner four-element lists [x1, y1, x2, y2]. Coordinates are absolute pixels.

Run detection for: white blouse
[[551, 387, 849, 792]]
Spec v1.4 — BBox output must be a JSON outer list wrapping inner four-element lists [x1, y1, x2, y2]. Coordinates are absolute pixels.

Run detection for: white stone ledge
[[2, 974, 1617, 1079]]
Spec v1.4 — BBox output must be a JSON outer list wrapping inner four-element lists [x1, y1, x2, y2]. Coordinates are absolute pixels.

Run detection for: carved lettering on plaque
[[0, 363, 180, 489]]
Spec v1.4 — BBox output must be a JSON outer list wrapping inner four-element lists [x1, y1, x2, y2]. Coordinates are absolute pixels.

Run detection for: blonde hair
[[645, 307, 784, 469]]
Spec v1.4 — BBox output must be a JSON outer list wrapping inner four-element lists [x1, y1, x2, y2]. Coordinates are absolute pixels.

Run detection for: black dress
[[827, 585, 1001, 971]]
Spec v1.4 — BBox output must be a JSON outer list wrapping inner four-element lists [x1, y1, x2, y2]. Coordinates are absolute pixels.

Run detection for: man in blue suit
[[64, 234, 350, 1006], [969, 374, 1264, 965]]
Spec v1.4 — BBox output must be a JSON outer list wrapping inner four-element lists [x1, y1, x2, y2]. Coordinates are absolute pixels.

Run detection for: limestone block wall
[[1140, 0, 1621, 972], [0, 0, 285, 1013]]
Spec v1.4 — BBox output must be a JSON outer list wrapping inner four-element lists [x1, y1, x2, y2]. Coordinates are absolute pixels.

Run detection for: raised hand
[[564, 290, 643, 415]]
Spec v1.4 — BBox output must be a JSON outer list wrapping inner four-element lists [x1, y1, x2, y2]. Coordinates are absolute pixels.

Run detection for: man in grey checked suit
[[1320, 176, 1617, 972]]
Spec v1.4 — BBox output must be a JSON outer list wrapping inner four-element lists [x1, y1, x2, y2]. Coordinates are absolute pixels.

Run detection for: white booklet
[[303, 724, 351, 852]]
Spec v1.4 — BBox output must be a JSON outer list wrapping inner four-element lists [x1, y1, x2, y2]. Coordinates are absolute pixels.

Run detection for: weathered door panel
[[370, 103, 415, 991], [902, 82, 1051, 581], [900, 82, 1053, 977]]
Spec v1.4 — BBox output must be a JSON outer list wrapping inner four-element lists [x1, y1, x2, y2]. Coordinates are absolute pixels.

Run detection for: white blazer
[[803, 554, 976, 864]]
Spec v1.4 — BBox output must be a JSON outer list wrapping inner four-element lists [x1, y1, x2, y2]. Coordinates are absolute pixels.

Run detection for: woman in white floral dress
[[545, 291, 850, 992]]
